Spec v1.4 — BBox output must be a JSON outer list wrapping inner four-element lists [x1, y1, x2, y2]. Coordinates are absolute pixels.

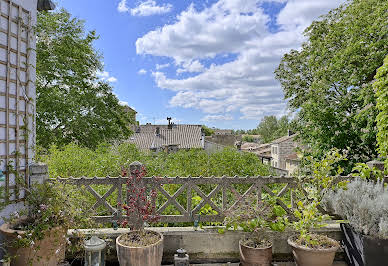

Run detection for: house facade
[[270, 134, 297, 170]]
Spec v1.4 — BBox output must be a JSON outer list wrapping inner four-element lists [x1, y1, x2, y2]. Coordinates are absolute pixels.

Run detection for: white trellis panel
[[0, 0, 36, 203]]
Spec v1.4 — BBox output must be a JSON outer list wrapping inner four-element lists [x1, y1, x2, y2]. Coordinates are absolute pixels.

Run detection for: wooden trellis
[[53, 170, 381, 225], [0, 0, 32, 203]]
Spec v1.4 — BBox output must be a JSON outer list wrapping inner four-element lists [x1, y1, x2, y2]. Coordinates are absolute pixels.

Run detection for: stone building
[[270, 134, 297, 170], [285, 153, 301, 174]]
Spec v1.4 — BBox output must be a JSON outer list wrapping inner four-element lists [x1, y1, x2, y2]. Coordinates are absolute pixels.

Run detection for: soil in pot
[[0, 220, 66, 266], [239, 237, 272, 266], [116, 230, 163, 266], [288, 234, 339, 266]]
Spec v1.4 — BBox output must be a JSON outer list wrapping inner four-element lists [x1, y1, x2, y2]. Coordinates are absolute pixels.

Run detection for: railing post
[[29, 162, 49, 186], [128, 161, 145, 229]]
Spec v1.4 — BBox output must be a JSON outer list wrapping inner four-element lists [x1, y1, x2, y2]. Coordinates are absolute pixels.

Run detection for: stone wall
[[69, 224, 344, 264]]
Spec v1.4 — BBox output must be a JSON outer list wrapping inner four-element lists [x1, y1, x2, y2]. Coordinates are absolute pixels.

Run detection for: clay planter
[[0, 220, 66, 266], [287, 236, 339, 266], [340, 223, 388, 266], [116, 230, 164, 266], [239, 240, 272, 266]]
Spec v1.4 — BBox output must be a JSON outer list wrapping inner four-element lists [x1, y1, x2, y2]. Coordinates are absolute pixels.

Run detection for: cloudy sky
[[58, 0, 344, 129]]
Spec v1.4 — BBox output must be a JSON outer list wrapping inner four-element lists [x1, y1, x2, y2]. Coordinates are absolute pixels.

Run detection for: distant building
[[253, 144, 272, 165], [270, 134, 297, 170], [122, 105, 138, 127], [128, 122, 204, 153], [214, 129, 233, 135], [285, 153, 301, 174]]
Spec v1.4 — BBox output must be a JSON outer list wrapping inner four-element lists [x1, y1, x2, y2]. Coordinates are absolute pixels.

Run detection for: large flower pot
[[340, 223, 388, 266], [116, 230, 163, 266], [0, 220, 66, 266], [239, 240, 272, 266], [287, 236, 339, 266]]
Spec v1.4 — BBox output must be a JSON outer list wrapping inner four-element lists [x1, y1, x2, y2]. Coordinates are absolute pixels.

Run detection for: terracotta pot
[[116, 230, 164, 266], [287, 236, 339, 266], [239, 239, 272, 266], [0, 220, 66, 266]]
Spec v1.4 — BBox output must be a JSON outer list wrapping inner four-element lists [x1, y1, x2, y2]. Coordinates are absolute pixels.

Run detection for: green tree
[[256, 115, 290, 143], [375, 55, 388, 166], [36, 10, 132, 149], [202, 125, 215, 136], [275, 0, 387, 171]]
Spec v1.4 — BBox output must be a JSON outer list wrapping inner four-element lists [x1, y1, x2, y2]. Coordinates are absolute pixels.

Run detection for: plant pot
[[340, 223, 388, 266], [239, 240, 272, 266], [0, 220, 66, 266], [287, 236, 339, 266], [116, 230, 163, 266]]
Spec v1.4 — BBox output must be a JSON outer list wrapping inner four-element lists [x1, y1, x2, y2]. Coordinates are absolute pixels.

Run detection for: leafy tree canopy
[[375, 55, 388, 165], [202, 125, 215, 136], [256, 115, 291, 143], [275, 0, 388, 171], [36, 10, 132, 149]]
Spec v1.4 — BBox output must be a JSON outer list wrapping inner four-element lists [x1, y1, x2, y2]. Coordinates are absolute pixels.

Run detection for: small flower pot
[[0, 219, 66, 266], [116, 230, 163, 266], [340, 223, 388, 266], [287, 236, 339, 266], [239, 239, 272, 266]]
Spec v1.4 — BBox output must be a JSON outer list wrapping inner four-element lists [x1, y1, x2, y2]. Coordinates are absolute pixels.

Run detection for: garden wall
[[70, 223, 344, 264]]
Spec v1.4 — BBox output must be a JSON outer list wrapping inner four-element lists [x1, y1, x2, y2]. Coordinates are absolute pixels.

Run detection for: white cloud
[[177, 60, 205, 74], [107, 77, 118, 83], [97, 71, 118, 83], [128, 0, 172, 16], [117, 0, 129, 12], [201, 114, 233, 122], [156, 63, 170, 70], [138, 69, 147, 75], [136, 0, 344, 121]]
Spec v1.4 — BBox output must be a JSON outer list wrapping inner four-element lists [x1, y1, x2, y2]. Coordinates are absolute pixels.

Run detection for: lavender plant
[[323, 178, 388, 239]]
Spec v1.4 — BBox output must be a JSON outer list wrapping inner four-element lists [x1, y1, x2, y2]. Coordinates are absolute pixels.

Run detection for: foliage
[[39, 143, 272, 178], [36, 9, 132, 149], [297, 148, 348, 200], [275, 0, 388, 172], [256, 115, 291, 143], [323, 178, 388, 239], [120, 165, 159, 230], [3, 181, 95, 254], [202, 126, 215, 136], [352, 162, 385, 181], [219, 191, 288, 247], [242, 135, 256, 143], [290, 149, 347, 247], [292, 200, 332, 248], [375, 55, 388, 167]]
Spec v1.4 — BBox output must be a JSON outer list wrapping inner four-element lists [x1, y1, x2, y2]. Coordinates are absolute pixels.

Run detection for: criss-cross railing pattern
[[52, 162, 387, 225]]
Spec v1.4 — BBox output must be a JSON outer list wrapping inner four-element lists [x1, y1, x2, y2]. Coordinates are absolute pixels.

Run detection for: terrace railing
[[52, 161, 386, 225]]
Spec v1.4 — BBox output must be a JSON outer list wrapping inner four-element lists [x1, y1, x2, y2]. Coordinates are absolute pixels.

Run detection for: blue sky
[[56, 0, 344, 129]]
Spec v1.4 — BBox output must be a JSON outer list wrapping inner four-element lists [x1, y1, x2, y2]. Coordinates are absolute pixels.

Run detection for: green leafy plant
[[291, 200, 334, 248], [2, 181, 97, 263], [219, 190, 288, 248]]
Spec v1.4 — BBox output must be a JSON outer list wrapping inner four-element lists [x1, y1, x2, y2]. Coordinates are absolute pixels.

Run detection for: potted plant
[[323, 178, 388, 266], [288, 200, 340, 266], [116, 162, 162, 266], [219, 192, 288, 266], [0, 180, 93, 266]]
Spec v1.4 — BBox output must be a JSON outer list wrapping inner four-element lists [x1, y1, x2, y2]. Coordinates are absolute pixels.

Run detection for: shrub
[[323, 178, 388, 239]]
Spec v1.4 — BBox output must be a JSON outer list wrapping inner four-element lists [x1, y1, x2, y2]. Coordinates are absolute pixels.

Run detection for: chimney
[[167, 117, 172, 129]]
